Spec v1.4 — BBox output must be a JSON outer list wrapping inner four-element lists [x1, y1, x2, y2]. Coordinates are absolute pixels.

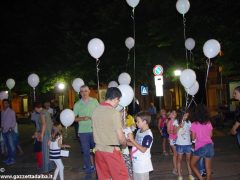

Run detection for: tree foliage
[[0, 0, 239, 93]]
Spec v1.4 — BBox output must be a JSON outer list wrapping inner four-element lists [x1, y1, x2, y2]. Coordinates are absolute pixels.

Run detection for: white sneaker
[[178, 176, 183, 180], [189, 175, 195, 180], [172, 169, 178, 175]]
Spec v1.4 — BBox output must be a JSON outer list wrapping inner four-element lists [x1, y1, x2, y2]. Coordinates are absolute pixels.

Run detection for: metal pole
[[159, 97, 161, 111]]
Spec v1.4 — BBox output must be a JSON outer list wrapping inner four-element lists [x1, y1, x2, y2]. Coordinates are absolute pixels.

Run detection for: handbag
[[60, 149, 69, 157]]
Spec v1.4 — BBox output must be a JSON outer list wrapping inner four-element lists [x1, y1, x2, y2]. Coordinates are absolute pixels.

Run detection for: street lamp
[[174, 69, 182, 109], [174, 69, 182, 76], [57, 82, 65, 110]]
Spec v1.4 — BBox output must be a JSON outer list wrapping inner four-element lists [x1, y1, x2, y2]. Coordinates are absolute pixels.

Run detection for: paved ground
[[0, 121, 240, 180]]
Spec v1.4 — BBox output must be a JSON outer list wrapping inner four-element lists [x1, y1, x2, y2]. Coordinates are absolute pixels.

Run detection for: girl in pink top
[[190, 104, 214, 180], [167, 110, 178, 175]]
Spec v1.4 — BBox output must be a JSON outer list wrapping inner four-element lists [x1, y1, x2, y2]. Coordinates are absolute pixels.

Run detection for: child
[[128, 111, 153, 180], [121, 109, 134, 179], [167, 110, 178, 175], [173, 110, 195, 180], [157, 109, 169, 156], [32, 131, 42, 169], [190, 104, 214, 180], [48, 122, 70, 180]]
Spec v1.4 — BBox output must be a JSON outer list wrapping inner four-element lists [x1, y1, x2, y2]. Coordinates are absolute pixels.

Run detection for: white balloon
[[203, 39, 221, 59], [118, 72, 131, 85], [176, 0, 190, 15], [115, 104, 124, 112], [60, 109, 75, 128], [125, 37, 135, 50], [180, 69, 196, 88], [0, 91, 8, 100], [87, 38, 105, 59], [126, 0, 140, 8], [185, 38, 195, 51], [108, 81, 118, 88], [185, 81, 199, 96], [72, 78, 85, 93], [27, 73, 40, 88], [118, 84, 134, 107], [6, 78, 15, 90]]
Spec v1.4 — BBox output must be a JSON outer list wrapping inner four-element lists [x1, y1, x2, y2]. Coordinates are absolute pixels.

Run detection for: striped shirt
[[49, 136, 61, 160]]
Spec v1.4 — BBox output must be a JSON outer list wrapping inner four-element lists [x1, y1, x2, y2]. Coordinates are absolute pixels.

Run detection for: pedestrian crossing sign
[[141, 85, 148, 95]]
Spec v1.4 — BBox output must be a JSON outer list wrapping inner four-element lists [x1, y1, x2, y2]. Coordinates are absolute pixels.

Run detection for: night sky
[[0, 0, 239, 92]]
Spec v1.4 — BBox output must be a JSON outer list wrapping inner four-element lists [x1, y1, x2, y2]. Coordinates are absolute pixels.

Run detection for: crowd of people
[[157, 106, 214, 180], [0, 85, 240, 180]]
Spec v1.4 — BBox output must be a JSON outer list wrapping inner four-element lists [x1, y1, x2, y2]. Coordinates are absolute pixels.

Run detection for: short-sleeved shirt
[[92, 103, 122, 152], [190, 122, 213, 150], [173, 120, 192, 145], [1, 107, 16, 133], [73, 98, 99, 133], [132, 129, 153, 173]]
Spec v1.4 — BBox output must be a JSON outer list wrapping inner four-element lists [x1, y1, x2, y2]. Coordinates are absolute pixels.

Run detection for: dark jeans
[[198, 157, 205, 174], [79, 133, 95, 171], [3, 131, 17, 161]]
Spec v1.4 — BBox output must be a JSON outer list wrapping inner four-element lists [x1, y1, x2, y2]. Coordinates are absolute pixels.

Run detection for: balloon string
[[183, 15, 188, 68], [64, 127, 68, 138], [33, 87, 36, 102], [131, 8, 136, 113], [126, 49, 131, 72], [205, 59, 211, 89], [189, 50, 192, 61], [185, 91, 189, 109], [123, 107, 126, 126], [96, 59, 100, 101], [186, 97, 193, 110]]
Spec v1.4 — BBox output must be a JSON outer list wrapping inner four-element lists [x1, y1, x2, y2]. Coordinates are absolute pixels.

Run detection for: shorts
[[169, 139, 176, 146], [161, 127, 169, 138], [176, 145, 192, 154], [192, 143, 214, 158]]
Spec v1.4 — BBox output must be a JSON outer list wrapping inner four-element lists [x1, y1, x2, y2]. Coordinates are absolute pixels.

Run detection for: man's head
[[2, 99, 10, 110], [105, 87, 122, 108], [44, 101, 51, 109], [80, 85, 90, 100]]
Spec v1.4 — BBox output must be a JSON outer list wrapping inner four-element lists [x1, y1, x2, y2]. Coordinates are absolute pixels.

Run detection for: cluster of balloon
[[203, 39, 221, 88], [116, 72, 134, 121], [60, 109, 75, 138], [126, 0, 140, 106], [180, 69, 198, 108], [176, 0, 191, 66], [27, 73, 40, 102], [6, 78, 15, 101], [72, 78, 84, 93], [87, 38, 105, 99]]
